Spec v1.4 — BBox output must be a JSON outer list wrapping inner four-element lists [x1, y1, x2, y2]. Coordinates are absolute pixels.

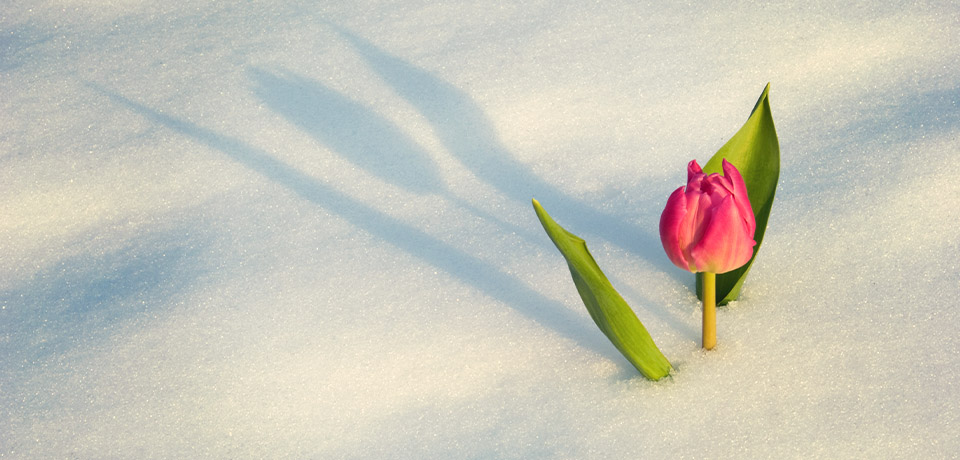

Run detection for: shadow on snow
[[87, 82, 624, 365]]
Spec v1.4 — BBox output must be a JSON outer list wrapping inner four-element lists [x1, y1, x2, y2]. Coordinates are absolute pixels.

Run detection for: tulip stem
[[702, 271, 717, 350]]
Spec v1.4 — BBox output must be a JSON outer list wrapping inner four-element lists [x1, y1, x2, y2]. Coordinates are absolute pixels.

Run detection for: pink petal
[[687, 159, 703, 177], [680, 187, 712, 269], [688, 188, 713, 246], [721, 158, 756, 234], [659, 186, 694, 271], [702, 172, 732, 199], [686, 160, 704, 187], [690, 195, 756, 273]]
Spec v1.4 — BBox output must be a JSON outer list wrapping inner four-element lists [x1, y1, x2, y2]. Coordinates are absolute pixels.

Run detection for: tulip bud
[[659, 159, 756, 274]]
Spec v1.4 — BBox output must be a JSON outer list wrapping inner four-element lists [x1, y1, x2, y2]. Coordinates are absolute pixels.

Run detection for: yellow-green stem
[[702, 271, 716, 350]]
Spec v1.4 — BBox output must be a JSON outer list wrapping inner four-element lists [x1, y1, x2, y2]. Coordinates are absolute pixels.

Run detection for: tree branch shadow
[[0, 224, 210, 388]]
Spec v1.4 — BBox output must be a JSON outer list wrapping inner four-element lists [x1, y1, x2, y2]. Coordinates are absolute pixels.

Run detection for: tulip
[[660, 159, 756, 274], [659, 158, 756, 349]]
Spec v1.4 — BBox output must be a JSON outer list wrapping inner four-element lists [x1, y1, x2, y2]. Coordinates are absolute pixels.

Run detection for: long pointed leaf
[[533, 199, 672, 380], [696, 84, 780, 304]]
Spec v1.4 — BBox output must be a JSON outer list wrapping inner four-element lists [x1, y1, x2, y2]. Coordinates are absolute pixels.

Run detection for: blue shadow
[[0, 227, 208, 373], [88, 83, 618, 363], [328, 24, 681, 279], [250, 67, 446, 195], [249, 67, 540, 241]]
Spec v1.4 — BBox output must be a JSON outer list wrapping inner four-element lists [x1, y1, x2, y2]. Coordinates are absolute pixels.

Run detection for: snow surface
[[2, 1, 959, 458]]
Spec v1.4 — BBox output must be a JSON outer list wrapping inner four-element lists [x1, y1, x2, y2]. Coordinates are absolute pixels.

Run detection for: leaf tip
[[532, 198, 545, 221], [749, 83, 772, 118]]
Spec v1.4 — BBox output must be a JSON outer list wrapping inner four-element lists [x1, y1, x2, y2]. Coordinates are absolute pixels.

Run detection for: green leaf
[[696, 83, 780, 305], [532, 199, 672, 380]]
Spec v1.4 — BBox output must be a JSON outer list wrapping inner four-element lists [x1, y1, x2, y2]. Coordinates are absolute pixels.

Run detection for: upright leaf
[[533, 199, 672, 380], [696, 84, 780, 304]]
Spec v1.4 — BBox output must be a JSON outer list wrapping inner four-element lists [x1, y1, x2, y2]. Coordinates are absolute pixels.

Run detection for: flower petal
[[687, 159, 704, 182], [659, 186, 694, 271], [722, 158, 756, 234], [690, 195, 756, 273]]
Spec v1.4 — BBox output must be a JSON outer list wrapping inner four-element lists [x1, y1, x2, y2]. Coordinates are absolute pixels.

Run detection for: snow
[[2, 1, 959, 458]]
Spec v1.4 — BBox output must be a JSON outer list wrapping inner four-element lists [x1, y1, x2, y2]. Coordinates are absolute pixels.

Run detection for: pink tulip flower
[[660, 159, 756, 274]]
